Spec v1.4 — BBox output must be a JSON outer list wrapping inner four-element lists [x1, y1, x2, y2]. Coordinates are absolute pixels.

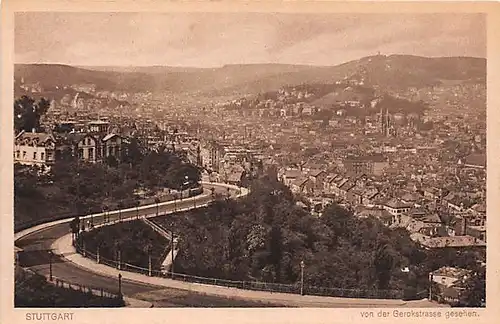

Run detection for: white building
[[14, 130, 56, 166]]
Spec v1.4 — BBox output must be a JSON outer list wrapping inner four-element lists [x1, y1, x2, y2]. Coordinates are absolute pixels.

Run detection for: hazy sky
[[15, 12, 486, 67]]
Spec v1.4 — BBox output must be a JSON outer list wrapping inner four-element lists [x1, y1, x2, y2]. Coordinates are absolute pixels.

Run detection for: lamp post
[[171, 229, 175, 280], [148, 246, 152, 277], [300, 260, 305, 296], [49, 250, 53, 281], [428, 272, 433, 301], [102, 206, 107, 224], [118, 273, 122, 297], [155, 197, 160, 217], [118, 248, 121, 270]]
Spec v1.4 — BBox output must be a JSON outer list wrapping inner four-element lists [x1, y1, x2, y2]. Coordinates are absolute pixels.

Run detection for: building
[[281, 169, 303, 187], [344, 154, 388, 176], [383, 198, 412, 218], [76, 133, 99, 163], [14, 130, 56, 166], [102, 133, 124, 161], [458, 153, 486, 170], [430, 266, 472, 305], [88, 120, 110, 134], [50, 130, 125, 164], [200, 140, 224, 172]]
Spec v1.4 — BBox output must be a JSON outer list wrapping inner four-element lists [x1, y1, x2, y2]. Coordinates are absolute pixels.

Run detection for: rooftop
[[432, 266, 472, 279], [384, 198, 412, 209], [411, 234, 486, 249]]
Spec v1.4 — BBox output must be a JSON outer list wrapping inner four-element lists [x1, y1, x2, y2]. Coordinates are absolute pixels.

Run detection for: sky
[[14, 12, 486, 67]]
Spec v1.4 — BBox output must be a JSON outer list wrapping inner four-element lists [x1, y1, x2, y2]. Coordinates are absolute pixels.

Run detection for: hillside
[[15, 55, 485, 97]]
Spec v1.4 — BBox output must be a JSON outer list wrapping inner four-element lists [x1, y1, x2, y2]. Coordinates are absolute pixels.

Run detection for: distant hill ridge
[[15, 55, 486, 96]]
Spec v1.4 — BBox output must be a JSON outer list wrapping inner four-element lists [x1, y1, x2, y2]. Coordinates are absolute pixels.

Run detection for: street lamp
[[428, 272, 434, 301], [148, 246, 152, 277], [102, 206, 107, 224], [155, 197, 160, 217], [300, 260, 305, 296], [171, 229, 175, 280], [97, 243, 101, 264], [49, 250, 53, 281], [118, 273, 122, 297]]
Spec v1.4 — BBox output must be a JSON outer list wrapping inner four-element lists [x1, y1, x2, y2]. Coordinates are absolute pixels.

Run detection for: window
[[41, 152, 45, 161], [16, 150, 20, 159], [89, 148, 94, 160], [22, 151, 26, 159], [33, 152, 37, 160], [78, 148, 83, 159]]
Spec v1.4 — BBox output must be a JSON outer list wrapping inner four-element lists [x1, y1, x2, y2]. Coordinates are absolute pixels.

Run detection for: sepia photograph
[[3, 1, 493, 318]]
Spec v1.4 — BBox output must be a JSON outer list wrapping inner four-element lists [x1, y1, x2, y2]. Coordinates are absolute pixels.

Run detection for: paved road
[[15, 190, 220, 294], [15, 184, 443, 308], [16, 185, 259, 307]]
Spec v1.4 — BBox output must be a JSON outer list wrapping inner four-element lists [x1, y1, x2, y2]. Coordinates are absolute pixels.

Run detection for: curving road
[[16, 184, 258, 307], [15, 183, 442, 308]]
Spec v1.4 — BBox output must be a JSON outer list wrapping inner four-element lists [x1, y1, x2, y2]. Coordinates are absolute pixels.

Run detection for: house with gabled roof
[[339, 179, 356, 200], [102, 133, 124, 161], [290, 177, 312, 195], [281, 168, 303, 187], [14, 130, 56, 166], [361, 187, 379, 205], [383, 198, 412, 218], [308, 169, 327, 194]]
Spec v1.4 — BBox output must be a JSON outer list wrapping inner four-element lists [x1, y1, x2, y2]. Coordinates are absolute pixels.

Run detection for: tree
[[373, 242, 395, 290], [14, 96, 50, 133], [122, 137, 143, 166], [459, 267, 486, 307], [268, 225, 283, 282], [105, 155, 119, 168]]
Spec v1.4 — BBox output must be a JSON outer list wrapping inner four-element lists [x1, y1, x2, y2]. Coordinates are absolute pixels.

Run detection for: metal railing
[[69, 184, 405, 300], [17, 267, 122, 301], [74, 239, 404, 300], [14, 185, 206, 233]]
